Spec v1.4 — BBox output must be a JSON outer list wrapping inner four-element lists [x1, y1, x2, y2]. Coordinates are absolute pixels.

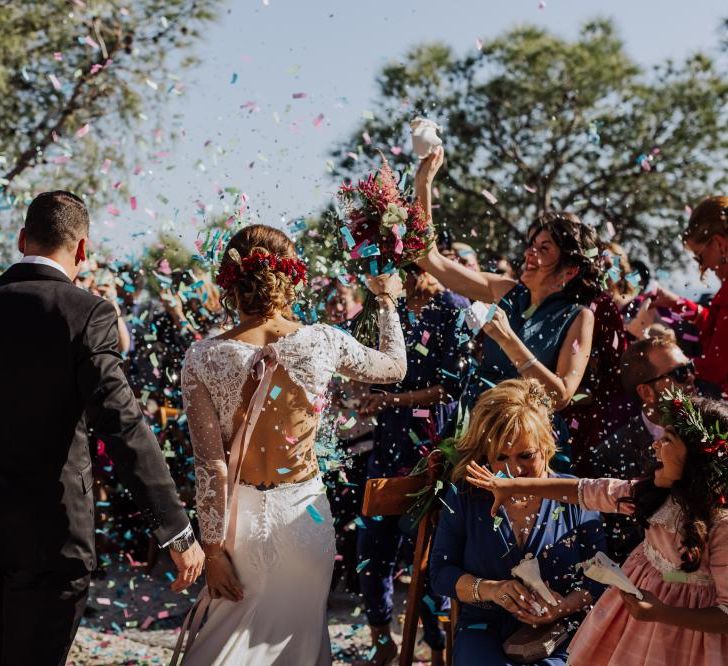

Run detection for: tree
[[0, 0, 221, 266], [331, 20, 728, 267]]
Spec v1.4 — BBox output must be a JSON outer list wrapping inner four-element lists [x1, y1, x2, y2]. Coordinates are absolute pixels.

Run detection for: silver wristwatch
[[168, 525, 195, 553]]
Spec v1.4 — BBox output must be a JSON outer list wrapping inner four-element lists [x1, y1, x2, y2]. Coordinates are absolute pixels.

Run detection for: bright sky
[[72, 0, 728, 293]]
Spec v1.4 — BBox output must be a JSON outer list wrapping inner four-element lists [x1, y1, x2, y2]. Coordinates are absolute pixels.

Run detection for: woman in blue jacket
[[430, 378, 606, 665]]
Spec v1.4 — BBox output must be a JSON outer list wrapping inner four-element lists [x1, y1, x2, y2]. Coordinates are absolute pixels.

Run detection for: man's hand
[[169, 540, 205, 592]]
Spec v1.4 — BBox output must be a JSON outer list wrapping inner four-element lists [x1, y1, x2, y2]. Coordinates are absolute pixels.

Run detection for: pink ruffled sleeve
[[709, 513, 728, 608], [578, 478, 635, 515]]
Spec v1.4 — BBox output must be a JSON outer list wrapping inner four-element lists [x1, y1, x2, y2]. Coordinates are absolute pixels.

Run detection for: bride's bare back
[[182, 309, 406, 545]]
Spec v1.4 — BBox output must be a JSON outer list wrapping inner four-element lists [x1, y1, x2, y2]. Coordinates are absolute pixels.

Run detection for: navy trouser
[[357, 513, 448, 650]]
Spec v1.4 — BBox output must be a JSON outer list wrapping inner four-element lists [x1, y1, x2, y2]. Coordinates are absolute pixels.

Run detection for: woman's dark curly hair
[[218, 224, 298, 320], [527, 211, 602, 305], [619, 396, 728, 572]]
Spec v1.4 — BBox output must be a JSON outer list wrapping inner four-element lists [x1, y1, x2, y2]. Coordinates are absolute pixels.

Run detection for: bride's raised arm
[[326, 274, 407, 384], [414, 147, 516, 303]]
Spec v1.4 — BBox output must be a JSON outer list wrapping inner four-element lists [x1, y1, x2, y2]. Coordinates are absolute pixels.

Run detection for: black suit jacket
[[0, 263, 188, 575]]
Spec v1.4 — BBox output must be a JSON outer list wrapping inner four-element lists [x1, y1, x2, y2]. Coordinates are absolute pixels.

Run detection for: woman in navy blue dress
[[430, 378, 606, 665]]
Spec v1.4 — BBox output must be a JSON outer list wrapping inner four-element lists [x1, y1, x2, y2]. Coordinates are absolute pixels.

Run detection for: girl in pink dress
[[464, 390, 728, 666]]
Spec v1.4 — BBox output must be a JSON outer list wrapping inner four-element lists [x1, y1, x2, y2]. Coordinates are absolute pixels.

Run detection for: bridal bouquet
[[337, 152, 435, 345]]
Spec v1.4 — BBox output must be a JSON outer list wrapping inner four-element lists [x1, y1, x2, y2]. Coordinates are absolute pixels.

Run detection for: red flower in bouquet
[[335, 152, 435, 344]]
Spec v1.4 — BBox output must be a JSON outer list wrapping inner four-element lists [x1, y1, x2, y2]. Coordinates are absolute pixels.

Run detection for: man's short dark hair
[[24, 190, 89, 251], [620, 337, 679, 395]]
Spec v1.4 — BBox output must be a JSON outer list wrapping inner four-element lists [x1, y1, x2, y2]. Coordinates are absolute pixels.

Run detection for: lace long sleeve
[[327, 305, 407, 384], [182, 346, 228, 545]]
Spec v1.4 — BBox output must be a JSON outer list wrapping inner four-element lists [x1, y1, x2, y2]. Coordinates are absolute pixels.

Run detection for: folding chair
[[360, 451, 457, 666]]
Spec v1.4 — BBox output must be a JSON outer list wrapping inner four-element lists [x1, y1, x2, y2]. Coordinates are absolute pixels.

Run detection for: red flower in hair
[[216, 251, 308, 290], [704, 438, 727, 455]]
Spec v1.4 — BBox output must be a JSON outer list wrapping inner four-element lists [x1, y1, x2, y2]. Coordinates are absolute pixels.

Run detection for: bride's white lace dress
[[180, 307, 406, 665]]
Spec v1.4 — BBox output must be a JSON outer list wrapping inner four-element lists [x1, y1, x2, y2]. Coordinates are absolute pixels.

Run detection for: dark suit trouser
[[0, 568, 90, 666]]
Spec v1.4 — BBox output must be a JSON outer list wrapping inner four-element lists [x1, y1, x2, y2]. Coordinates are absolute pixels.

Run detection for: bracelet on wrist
[[518, 356, 537, 373]]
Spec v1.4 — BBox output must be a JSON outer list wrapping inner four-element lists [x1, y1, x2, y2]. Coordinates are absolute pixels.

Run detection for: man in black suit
[[0, 191, 205, 665], [593, 335, 695, 561]]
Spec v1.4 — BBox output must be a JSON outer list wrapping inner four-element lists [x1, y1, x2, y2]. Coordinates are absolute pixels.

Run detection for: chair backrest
[[361, 474, 429, 517]]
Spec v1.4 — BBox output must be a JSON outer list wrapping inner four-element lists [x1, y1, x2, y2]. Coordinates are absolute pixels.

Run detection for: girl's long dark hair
[[618, 397, 728, 572]]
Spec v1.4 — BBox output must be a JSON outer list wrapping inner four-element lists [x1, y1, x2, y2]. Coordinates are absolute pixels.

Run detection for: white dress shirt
[[19, 255, 69, 278]]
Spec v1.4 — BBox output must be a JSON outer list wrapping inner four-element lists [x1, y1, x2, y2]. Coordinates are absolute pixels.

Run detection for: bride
[[177, 224, 406, 665]]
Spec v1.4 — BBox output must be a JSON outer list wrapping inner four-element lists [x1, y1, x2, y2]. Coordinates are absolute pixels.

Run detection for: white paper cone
[[511, 555, 558, 606], [410, 117, 442, 159], [581, 551, 644, 600]]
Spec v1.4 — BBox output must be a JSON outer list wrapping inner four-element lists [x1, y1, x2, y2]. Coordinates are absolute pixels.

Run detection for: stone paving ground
[[67, 555, 434, 665]]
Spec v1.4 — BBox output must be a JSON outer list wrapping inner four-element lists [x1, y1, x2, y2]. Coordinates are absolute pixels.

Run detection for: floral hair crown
[[215, 249, 308, 291], [659, 388, 728, 504]]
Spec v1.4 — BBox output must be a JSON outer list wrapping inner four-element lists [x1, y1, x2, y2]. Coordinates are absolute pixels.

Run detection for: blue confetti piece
[[485, 303, 497, 323], [306, 504, 324, 523], [354, 517, 367, 529], [369, 259, 378, 275], [467, 623, 489, 630], [360, 243, 380, 257], [269, 386, 282, 400], [231, 72, 238, 84], [277, 467, 291, 475], [356, 558, 371, 573], [340, 226, 356, 249]]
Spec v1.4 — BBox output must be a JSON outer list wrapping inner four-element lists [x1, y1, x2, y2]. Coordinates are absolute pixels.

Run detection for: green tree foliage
[[0, 0, 220, 266], [331, 20, 728, 266]]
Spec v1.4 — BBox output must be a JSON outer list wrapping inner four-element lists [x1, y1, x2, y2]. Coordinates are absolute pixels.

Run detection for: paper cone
[[410, 117, 442, 159], [581, 551, 644, 600], [511, 554, 558, 607]]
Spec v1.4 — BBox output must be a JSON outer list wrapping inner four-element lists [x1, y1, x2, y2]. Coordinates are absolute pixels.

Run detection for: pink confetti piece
[[313, 113, 325, 127], [157, 610, 169, 620], [524, 184, 537, 193], [572, 339, 580, 354], [100, 158, 111, 174], [390, 146, 402, 156], [52, 155, 70, 165], [612, 331, 620, 349], [292, 92, 307, 99], [285, 435, 299, 444], [141, 616, 155, 630], [53, 52, 63, 61], [84, 36, 100, 49], [48, 74, 62, 90], [475, 38, 483, 50], [141, 595, 150, 602], [106, 205, 120, 216], [413, 409, 430, 418], [75, 123, 90, 138], [96, 598, 111, 606], [362, 131, 372, 145], [682, 333, 700, 342], [129, 196, 137, 210], [481, 189, 498, 205], [345, 151, 358, 161], [421, 331, 431, 345], [570, 419, 579, 430]]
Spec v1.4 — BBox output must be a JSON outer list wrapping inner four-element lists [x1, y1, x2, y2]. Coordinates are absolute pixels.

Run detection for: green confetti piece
[[572, 393, 588, 402], [149, 353, 159, 368], [356, 558, 371, 573], [493, 516, 503, 530], [415, 343, 429, 356], [552, 506, 565, 521]]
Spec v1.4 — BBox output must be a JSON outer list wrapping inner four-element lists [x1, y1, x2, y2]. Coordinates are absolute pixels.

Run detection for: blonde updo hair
[[452, 378, 556, 482], [219, 224, 298, 320]]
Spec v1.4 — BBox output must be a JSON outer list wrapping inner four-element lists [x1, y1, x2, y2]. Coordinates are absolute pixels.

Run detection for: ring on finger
[[500, 594, 510, 602]]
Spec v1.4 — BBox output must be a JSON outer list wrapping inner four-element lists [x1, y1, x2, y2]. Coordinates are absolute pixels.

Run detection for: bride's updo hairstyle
[[216, 224, 306, 320]]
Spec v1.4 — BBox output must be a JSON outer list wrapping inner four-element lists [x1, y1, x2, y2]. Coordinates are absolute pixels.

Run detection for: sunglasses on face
[[645, 361, 695, 385]]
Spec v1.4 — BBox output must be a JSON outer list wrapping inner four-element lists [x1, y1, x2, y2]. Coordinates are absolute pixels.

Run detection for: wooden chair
[[361, 451, 457, 666]]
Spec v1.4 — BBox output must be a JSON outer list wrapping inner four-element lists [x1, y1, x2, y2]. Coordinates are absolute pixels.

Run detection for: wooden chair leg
[[399, 518, 433, 666]]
